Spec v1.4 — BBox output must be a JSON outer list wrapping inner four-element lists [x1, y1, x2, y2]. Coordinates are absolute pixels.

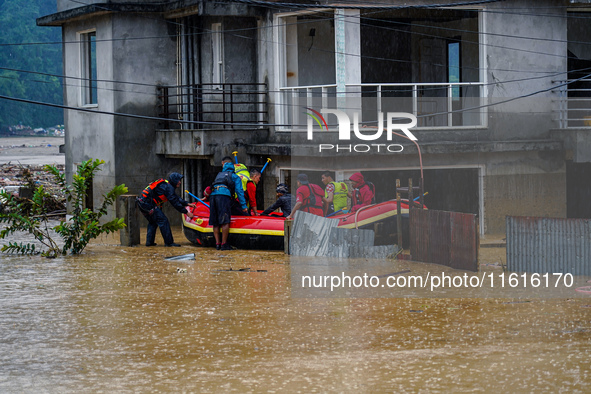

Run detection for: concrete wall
[[480, 0, 568, 231], [62, 15, 116, 218], [200, 16, 258, 85], [111, 13, 180, 198], [62, 12, 184, 223], [224, 17, 258, 83], [485, 171, 566, 233], [485, 0, 566, 140]]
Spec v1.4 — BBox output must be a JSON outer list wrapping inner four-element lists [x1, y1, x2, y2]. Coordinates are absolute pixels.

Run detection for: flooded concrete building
[[38, 0, 591, 234]]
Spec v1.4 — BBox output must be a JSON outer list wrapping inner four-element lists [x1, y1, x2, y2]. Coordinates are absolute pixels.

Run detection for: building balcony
[[554, 78, 591, 129], [155, 83, 269, 158], [157, 83, 268, 130], [276, 82, 487, 132]]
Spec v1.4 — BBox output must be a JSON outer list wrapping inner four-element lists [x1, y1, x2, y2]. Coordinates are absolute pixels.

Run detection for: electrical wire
[[6, 5, 591, 49], [1, 71, 588, 128], [3, 0, 591, 119], [4, 65, 591, 99], [6, 0, 588, 63], [2, 0, 589, 79], [0, 74, 155, 98], [0, 92, 285, 127]]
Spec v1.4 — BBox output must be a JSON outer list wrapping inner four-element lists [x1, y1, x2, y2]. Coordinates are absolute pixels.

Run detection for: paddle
[[413, 191, 428, 201], [185, 190, 210, 209], [261, 158, 272, 174], [326, 209, 344, 217]]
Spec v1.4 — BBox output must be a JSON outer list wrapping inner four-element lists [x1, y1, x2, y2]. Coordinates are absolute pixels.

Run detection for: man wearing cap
[[286, 174, 325, 220], [136, 172, 195, 247], [261, 183, 293, 217]]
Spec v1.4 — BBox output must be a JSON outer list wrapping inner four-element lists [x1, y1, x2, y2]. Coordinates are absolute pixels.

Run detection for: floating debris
[[214, 267, 267, 273], [165, 253, 195, 261]]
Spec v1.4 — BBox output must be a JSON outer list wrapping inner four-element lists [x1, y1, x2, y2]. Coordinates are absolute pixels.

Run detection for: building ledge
[[155, 128, 270, 158], [37, 0, 262, 26], [37, 3, 163, 26]]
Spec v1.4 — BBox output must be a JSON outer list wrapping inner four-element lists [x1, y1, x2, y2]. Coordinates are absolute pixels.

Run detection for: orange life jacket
[[140, 179, 169, 206]]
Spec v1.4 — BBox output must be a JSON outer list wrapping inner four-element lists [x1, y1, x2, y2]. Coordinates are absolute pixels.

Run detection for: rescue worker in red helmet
[[347, 172, 375, 213], [136, 172, 195, 247]]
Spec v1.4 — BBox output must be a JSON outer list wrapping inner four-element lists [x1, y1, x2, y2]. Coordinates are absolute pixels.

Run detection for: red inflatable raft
[[183, 200, 418, 250]]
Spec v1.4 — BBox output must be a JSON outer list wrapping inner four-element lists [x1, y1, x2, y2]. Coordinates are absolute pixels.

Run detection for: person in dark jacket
[[136, 172, 195, 247], [210, 157, 248, 250], [261, 183, 293, 217]]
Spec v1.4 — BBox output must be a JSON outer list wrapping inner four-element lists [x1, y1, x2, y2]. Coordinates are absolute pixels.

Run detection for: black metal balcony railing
[[157, 83, 268, 129]]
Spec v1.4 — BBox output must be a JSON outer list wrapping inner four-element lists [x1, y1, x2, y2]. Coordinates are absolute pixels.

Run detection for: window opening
[[448, 41, 461, 101], [81, 31, 97, 105]]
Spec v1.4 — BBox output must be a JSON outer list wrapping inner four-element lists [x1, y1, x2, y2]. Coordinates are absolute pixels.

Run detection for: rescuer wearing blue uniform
[[210, 157, 248, 250], [136, 172, 194, 247]]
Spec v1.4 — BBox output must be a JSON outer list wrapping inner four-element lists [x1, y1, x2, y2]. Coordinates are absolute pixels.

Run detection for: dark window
[[81, 31, 97, 105]]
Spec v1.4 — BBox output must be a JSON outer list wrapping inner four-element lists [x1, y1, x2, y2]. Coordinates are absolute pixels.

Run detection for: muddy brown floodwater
[[1, 227, 590, 392]]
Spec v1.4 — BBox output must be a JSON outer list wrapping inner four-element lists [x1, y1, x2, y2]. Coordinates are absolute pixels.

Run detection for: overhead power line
[[3, 0, 591, 118], [1, 0, 588, 77], [4, 3, 591, 49], [4, 65, 591, 99], [1, 72, 588, 129], [0, 93, 285, 127]]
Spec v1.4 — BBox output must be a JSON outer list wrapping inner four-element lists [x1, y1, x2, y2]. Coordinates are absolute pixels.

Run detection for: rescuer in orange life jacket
[[136, 172, 195, 247]]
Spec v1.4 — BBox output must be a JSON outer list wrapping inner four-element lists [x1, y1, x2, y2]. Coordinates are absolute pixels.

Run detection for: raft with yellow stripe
[[183, 200, 418, 250], [183, 204, 286, 250]]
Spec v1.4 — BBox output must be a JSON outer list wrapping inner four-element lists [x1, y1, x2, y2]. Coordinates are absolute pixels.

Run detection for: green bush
[[0, 159, 128, 258]]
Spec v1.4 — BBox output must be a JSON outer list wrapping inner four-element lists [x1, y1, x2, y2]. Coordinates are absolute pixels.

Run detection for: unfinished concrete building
[[38, 0, 591, 234]]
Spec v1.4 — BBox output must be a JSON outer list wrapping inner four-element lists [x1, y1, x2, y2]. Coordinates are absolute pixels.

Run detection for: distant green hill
[[0, 0, 63, 130]]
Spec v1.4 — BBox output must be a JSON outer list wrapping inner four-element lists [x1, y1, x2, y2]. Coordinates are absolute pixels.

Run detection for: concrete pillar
[[117, 194, 140, 246], [285, 16, 298, 87], [335, 8, 361, 110], [284, 219, 293, 254], [197, 159, 203, 197]]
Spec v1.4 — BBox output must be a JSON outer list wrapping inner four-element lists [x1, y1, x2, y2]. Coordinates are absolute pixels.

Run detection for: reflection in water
[[0, 230, 590, 392]]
